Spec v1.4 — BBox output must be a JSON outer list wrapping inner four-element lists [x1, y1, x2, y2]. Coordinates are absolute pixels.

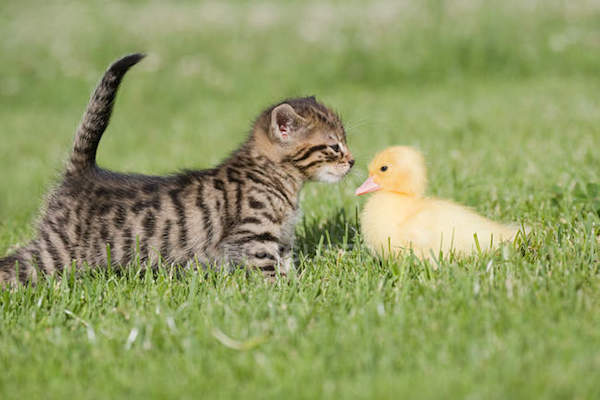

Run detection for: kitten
[[0, 53, 354, 285]]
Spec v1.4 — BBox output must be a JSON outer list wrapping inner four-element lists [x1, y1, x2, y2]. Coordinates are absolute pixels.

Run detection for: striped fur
[[0, 54, 354, 285]]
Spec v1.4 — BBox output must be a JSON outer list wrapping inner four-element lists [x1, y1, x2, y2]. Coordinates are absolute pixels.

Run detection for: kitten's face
[[293, 128, 354, 183], [267, 97, 354, 182]]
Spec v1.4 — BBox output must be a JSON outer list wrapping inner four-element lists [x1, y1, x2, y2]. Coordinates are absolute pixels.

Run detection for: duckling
[[356, 146, 520, 259]]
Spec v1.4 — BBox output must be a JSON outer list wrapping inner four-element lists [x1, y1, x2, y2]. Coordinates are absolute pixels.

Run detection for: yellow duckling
[[356, 146, 520, 259]]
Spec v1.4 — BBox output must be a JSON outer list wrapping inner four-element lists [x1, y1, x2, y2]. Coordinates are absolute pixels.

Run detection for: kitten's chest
[[262, 192, 300, 239]]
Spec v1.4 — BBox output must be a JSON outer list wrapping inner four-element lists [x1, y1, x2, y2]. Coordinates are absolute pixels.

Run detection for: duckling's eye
[[329, 144, 340, 152], [380, 165, 388, 172], [255, 252, 269, 259]]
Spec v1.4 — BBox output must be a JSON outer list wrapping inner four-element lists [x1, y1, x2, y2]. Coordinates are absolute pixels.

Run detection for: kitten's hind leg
[[0, 252, 40, 286]]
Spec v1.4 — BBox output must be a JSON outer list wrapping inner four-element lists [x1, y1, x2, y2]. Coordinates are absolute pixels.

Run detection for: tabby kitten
[[0, 54, 354, 285]]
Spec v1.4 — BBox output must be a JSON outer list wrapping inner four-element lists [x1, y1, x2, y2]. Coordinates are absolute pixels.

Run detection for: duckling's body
[[357, 147, 519, 259], [361, 192, 517, 258]]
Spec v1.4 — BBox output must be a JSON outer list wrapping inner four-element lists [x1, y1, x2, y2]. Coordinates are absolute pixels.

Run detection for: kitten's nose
[[348, 159, 355, 168]]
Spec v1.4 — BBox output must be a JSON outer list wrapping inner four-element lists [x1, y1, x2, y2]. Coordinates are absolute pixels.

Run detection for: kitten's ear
[[270, 104, 305, 142]]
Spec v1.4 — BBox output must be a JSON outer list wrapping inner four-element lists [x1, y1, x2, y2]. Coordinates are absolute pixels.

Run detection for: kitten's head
[[255, 96, 354, 182]]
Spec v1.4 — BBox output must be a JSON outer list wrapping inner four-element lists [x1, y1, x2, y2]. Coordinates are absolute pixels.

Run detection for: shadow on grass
[[295, 207, 361, 258]]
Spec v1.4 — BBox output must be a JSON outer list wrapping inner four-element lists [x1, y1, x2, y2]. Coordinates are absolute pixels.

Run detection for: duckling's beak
[[355, 176, 381, 196]]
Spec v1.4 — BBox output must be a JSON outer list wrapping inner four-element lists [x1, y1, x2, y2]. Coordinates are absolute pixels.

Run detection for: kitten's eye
[[380, 166, 388, 172], [329, 144, 340, 152], [255, 252, 269, 259]]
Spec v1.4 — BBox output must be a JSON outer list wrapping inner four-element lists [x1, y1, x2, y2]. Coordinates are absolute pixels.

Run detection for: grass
[[1, 0, 600, 398]]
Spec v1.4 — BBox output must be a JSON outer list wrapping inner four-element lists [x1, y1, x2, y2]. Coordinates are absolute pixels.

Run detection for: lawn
[[1, 1, 600, 399]]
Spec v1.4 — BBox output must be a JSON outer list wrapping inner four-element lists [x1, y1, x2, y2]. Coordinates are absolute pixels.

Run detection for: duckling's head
[[355, 146, 427, 196]]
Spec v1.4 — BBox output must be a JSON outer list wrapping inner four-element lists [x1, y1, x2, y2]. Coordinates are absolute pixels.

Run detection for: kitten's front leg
[[278, 252, 293, 276], [219, 238, 285, 279]]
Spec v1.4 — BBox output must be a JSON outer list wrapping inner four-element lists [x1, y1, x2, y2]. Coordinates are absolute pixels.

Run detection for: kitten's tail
[[67, 53, 145, 174]]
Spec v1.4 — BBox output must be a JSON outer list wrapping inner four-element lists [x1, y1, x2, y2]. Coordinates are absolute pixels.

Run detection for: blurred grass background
[[1, 1, 600, 399], [1, 0, 600, 230]]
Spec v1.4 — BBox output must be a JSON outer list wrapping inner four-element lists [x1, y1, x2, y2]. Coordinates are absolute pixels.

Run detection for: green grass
[[1, 1, 600, 399]]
